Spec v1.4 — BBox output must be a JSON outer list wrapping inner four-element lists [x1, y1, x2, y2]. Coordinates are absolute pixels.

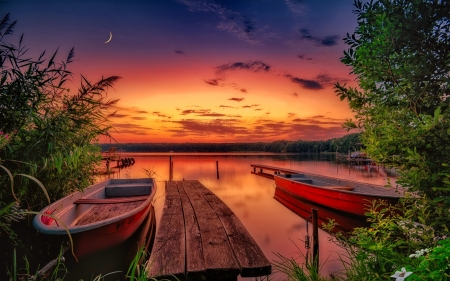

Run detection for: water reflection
[[94, 153, 396, 280], [274, 187, 368, 233]]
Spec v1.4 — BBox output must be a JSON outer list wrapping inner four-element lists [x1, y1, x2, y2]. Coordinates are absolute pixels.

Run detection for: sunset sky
[[4, 0, 359, 143]]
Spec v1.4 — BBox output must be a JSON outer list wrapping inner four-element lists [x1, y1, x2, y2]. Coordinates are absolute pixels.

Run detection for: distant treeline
[[99, 133, 362, 153]]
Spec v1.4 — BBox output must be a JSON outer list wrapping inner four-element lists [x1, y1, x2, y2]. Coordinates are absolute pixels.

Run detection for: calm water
[[93, 152, 397, 280]]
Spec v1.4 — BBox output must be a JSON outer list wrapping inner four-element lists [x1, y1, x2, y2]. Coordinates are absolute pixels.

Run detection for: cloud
[[153, 112, 171, 118], [110, 105, 148, 114], [285, 74, 323, 90], [288, 113, 296, 118], [110, 113, 129, 118], [219, 105, 238, 109], [176, 0, 258, 44], [179, 108, 239, 117], [109, 123, 153, 136], [175, 50, 186, 55], [297, 54, 312, 60], [169, 119, 248, 136], [216, 61, 271, 74], [131, 117, 146, 120], [284, 0, 307, 14], [299, 28, 340, 47], [180, 109, 211, 115], [240, 88, 247, 93], [242, 104, 259, 108], [292, 116, 346, 125], [228, 98, 244, 102], [291, 92, 299, 97], [204, 79, 220, 86]]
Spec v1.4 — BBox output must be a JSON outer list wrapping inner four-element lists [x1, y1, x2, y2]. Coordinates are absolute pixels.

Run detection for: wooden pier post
[[216, 160, 219, 179], [312, 209, 319, 271], [169, 156, 173, 181]]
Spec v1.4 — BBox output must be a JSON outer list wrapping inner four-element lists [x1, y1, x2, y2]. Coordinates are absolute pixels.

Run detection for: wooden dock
[[250, 163, 301, 179], [148, 180, 271, 281]]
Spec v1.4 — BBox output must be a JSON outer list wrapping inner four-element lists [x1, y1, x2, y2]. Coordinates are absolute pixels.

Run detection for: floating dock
[[250, 163, 300, 179], [148, 180, 271, 281]]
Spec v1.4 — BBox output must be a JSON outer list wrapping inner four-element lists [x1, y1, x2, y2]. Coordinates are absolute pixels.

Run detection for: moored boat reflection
[[274, 187, 368, 234]]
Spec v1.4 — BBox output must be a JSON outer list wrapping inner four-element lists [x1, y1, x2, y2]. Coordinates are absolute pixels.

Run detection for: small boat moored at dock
[[274, 172, 403, 216], [250, 164, 403, 217], [33, 178, 157, 257]]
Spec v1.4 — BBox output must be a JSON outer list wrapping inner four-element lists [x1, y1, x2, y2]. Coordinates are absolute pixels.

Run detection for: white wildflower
[[391, 267, 413, 281]]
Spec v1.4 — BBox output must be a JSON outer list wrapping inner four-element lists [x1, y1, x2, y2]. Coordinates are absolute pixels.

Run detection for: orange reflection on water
[[98, 153, 397, 280]]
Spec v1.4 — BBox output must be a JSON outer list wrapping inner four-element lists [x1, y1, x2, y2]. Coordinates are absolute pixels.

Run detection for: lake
[[76, 152, 398, 280]]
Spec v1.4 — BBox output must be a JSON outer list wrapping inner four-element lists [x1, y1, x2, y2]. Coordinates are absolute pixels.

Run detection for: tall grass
[[272, 240, 331, 281]]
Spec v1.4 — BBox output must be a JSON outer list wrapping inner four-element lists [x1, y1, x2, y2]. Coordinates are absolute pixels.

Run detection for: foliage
[[99, 133, 362, 153], [0, 12, 120, 279], [0, 12, 120, 210], [403, 238, 450, 281], [328, 198, 437, 281], [335, 0, 450, 234], [273, 241, 330, 281]]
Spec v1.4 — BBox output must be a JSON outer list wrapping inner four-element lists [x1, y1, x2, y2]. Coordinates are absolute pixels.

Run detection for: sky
[[3, 0, 360, 143]]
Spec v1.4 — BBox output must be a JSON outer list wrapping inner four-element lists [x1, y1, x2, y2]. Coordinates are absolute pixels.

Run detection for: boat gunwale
[[33, 178, 156, 235]]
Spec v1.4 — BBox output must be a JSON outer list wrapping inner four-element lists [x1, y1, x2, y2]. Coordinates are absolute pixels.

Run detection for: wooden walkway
[[148, 180, 271, 281], [250, 163, 301, 179]]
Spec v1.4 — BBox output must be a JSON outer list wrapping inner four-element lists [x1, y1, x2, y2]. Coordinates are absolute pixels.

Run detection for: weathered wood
[[175, 181, 206, 281], [148, 193, 185, 279], [182, 182, 240, 274], [191, 181, 271, 277], [148, 180, 271, 281], [75, 201, 143, 226]]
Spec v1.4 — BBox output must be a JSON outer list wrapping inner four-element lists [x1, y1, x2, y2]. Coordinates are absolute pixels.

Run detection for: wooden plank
[[191, 181, 271, 277], [75, 201, 143, 226], [148, 193, 185, 279], [177, 181, 206, 281], [165, 180, 180, 195], [181, 181, 240, 278]]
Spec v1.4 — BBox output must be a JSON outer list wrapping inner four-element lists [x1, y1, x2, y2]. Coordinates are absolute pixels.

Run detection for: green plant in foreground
[[393, 238, 450, 281], [273, 240, 329, 281]]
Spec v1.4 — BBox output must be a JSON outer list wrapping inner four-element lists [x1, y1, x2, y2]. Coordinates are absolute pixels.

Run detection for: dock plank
[[182, 182, 240, 273], [191, 181, 271, 277], [148, 180, 271, 281], [177, 181, 206, 278], [148, 192, 185, 279]]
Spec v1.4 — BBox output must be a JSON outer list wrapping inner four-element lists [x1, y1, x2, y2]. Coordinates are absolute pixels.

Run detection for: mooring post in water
[[312, 208, 319, 271], [169, 156, 173, 181], [216, 160, 219, 179]]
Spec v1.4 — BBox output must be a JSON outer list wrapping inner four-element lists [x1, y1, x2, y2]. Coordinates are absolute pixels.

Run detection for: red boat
[[33, 178, 157, 257], [274, 173, 403, 216]]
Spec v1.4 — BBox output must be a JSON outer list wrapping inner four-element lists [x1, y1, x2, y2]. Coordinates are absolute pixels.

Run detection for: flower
[[391, 267, 413, 281], [409, 248, 430, 258]]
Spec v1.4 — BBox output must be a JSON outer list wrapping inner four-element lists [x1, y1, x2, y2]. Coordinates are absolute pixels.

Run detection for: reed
[[272, 241, 330, 281]]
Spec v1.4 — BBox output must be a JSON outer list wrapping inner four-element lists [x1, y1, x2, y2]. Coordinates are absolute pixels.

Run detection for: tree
[[335, 0, 450, 233]]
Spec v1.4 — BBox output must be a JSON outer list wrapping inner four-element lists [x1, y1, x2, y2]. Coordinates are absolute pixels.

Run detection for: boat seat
[[322, 185, 354, 191], [105, 184, 151, 197], [295, 179, 313, 184]]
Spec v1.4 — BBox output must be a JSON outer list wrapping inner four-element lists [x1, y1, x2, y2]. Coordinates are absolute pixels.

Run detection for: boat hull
[[274, 174, 401, 216], [33, 178, 157, 258], [72, 203, 151, 257]]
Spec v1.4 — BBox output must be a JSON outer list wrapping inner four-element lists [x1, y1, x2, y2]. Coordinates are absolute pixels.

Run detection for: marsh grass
[[273, 240, 332, 281]]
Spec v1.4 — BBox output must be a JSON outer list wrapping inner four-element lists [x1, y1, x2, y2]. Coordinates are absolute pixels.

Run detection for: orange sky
[[6, 0, 359, 143]]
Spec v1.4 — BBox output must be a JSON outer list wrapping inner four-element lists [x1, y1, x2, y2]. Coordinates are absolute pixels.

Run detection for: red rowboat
[[33, 178, 157, 257], [274, 173, 403, 216]]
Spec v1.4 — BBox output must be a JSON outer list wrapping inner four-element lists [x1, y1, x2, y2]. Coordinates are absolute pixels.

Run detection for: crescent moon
[[104, 31, 112, 44]]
